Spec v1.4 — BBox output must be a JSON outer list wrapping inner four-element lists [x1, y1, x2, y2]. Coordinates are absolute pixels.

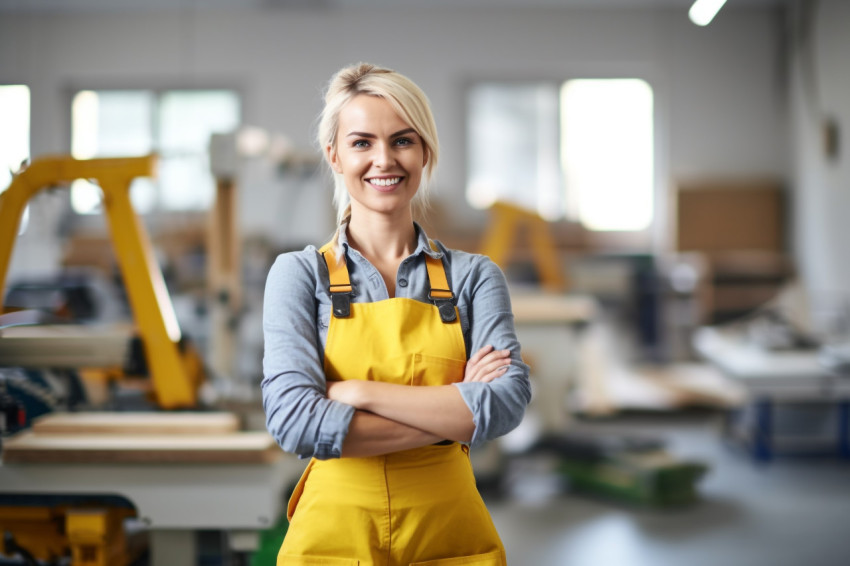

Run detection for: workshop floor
[[125, 411, 849, 566], [485, 411, 850, 566]]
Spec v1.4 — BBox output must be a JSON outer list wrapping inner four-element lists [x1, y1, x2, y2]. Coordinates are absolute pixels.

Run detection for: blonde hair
[[317, 62, 439, 230]]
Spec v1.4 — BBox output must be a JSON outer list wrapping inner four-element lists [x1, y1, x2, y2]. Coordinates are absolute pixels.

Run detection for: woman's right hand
[[463, 345, 512, 383]]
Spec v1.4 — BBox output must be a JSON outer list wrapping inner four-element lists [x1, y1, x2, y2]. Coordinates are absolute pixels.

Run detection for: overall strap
[[319, 241, 353, 318], [319, 239, 456, 323], [425, 241, 457, 323]]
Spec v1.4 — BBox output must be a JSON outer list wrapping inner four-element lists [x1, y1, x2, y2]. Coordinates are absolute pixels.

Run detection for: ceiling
[[0, 0, 785, 14]]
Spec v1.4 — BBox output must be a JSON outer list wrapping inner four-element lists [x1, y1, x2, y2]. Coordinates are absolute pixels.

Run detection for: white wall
[[789, 0, 850, 316], [0, 5, 787, 251]]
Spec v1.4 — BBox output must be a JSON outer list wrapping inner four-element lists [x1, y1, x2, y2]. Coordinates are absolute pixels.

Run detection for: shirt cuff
[[312, 400, 356, 460], [453, 381, 486, 446]]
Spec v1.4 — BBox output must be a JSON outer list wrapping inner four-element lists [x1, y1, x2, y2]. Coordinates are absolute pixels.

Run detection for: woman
[[262, 62, 531, 565]]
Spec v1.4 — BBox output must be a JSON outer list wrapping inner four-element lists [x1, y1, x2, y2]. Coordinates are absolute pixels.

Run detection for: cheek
[[341, 154, 368, 175]]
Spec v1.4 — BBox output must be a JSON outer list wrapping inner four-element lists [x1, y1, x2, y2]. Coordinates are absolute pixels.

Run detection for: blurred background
[[1, 0, 849, 565]]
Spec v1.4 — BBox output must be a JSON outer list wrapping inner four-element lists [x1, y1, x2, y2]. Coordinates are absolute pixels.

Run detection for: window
[[0, 85, 30, 191], [0, 85, 31, 233], [70, 88, 240, 214], [466, 78, 654, 231]]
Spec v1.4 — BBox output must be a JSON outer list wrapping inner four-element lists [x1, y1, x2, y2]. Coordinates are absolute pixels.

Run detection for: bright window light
[[466, 83, 562, 219], [0, 85, 31, 191], [560, 79, 654, 231], [466, 78, 655, 232], [689, 0, 728, 26], [0, 85, 31, 234], [70, 88, 239, 214]]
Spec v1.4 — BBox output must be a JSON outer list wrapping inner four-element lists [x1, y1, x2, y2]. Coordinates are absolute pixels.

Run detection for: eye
[[351, 139, 370, 149], [394, 137, 414, 146]]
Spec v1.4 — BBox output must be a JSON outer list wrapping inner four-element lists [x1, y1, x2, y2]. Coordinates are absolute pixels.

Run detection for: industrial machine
[[479, 201, 568, 292], [0, 155, 211, 565], [0, 155, 204, 410], [528, 432, 708, 507]]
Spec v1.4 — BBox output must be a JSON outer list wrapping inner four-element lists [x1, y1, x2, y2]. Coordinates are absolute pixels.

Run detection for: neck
[[346, 207, 417, 264]]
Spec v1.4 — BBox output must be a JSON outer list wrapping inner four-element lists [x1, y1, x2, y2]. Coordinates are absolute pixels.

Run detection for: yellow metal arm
[[479, 201, 568, 292], [0, 155, 200, 408]]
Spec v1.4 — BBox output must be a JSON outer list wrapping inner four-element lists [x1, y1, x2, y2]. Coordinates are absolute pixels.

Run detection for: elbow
[[261, 384, 323, 459], [473, 376, 532, 444], [486, 398, 527, 440], [262, 381, 354, 460], [264, 404, 313, 458]]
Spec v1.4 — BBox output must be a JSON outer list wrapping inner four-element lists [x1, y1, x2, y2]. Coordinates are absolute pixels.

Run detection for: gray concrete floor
[[483, 413, 850, 566]]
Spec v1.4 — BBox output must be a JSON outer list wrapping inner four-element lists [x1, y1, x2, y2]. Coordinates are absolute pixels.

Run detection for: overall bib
[[278, 241, 506, 566]]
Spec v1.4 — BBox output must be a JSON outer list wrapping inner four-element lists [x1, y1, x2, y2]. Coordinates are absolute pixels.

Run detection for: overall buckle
[[429, 290, 457, 323], [331, 292, 352, 318]]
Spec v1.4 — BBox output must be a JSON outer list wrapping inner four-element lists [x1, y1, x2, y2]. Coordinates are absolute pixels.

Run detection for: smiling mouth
[[367, 177, 401, 187], [367, 176, 402, 188]]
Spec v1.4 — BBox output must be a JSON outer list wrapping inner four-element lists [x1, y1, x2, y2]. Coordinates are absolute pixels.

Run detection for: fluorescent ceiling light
[[689, 0, 728, 26]]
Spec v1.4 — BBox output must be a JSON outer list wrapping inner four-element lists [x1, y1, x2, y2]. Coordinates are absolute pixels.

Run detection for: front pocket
[[410, 549, 504, 566], [411, 353, 467, 386], [278, 555, 359, 565]]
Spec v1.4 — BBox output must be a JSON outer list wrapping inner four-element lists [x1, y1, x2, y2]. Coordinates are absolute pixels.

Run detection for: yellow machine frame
[[0, 155, 201, 408], [479, 201, 568, 292]]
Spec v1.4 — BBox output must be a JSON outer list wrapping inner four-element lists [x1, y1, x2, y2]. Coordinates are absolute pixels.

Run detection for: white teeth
[[370, 177, 401, 187]]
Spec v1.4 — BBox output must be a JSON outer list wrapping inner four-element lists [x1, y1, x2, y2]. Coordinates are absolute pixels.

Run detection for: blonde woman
[[262, 63, 530, 565]]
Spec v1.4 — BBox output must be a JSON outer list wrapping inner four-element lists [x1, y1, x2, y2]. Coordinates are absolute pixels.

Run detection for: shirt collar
[[337, 221, 444, 260]]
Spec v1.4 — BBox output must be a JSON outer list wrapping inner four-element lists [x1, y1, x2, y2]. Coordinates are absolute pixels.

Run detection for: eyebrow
[[346, 128, 418, 139]]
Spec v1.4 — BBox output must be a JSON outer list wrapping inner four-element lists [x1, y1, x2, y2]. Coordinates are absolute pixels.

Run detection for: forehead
[[338, 95, 411, 132]]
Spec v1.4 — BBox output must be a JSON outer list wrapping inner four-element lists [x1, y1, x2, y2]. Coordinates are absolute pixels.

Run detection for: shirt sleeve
[[261, 251, 355, 460], [452, 256, 532, 446]]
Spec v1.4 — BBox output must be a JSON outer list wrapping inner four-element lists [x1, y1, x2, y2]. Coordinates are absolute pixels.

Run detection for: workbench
[[510, 291, 596, 432], [693, 327, 850, 461], [0, 412, 300, 565]]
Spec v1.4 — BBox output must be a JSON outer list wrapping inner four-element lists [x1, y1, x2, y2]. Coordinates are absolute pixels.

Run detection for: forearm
[[346, 382, 476, 443], [341, 410, 442, 457]]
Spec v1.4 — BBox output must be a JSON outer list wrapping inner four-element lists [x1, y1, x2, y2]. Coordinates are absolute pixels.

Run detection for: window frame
[[63, 80, 244, 218], [0, 83, 31, 191], [461, 69, 669, 253]]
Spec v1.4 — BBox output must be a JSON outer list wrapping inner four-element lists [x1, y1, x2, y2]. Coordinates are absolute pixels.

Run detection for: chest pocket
[[411, 353, 466, 387]]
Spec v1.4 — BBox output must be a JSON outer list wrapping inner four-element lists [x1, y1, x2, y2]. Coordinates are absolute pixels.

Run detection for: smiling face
[[327, 94, 428, 221]]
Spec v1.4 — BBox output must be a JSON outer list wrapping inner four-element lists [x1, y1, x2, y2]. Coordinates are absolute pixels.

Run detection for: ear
[[326, 144, 342, 174], [422, 147, 430, 168]]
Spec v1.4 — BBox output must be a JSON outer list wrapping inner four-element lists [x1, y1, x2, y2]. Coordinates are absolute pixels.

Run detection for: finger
[[466, 347, 512, 381], [470, 364, 510, 383], [473, 349, 511, 370], [480, 349, 511, 363], [467, 356, 512, 382], [468, 345, 494, 365], [463, 347, 495, 382]]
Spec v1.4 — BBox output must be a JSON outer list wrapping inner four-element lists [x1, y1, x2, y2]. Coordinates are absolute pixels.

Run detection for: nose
[[373, 142, 396, 169]]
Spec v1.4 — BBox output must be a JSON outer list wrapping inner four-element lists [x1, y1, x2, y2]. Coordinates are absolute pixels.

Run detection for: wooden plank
[[0, 323, 133, 367], [30, 412, 241, 435], [1, 431, 280, 464], [511, 293, 596, 325]]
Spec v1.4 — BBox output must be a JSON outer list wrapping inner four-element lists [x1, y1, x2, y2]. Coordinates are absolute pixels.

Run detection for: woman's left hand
[[464, 345, 512, 383]]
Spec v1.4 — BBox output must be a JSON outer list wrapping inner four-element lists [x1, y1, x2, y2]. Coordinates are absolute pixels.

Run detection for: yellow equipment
[[0, 504, 137, 566], [479, 201, 568, 292], [0, 155, 202, 409]]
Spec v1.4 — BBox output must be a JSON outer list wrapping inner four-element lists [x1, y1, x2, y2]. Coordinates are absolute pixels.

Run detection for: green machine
[[530, 432, 709, 507]]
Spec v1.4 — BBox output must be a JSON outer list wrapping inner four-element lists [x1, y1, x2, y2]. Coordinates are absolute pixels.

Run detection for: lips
[[367, 176, 403, 191]]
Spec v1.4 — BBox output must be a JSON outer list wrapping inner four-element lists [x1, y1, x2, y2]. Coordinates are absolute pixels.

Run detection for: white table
[[0, 413, 303, 565], [693, 327, 850, 461], [510, 292, 596, 431]]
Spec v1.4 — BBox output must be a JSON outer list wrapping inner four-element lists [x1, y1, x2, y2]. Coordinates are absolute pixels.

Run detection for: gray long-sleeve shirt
[[262, 223, 531, 460]]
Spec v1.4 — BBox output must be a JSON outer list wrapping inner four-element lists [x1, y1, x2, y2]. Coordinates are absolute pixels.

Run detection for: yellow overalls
[[278, 240, 506, 566]]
